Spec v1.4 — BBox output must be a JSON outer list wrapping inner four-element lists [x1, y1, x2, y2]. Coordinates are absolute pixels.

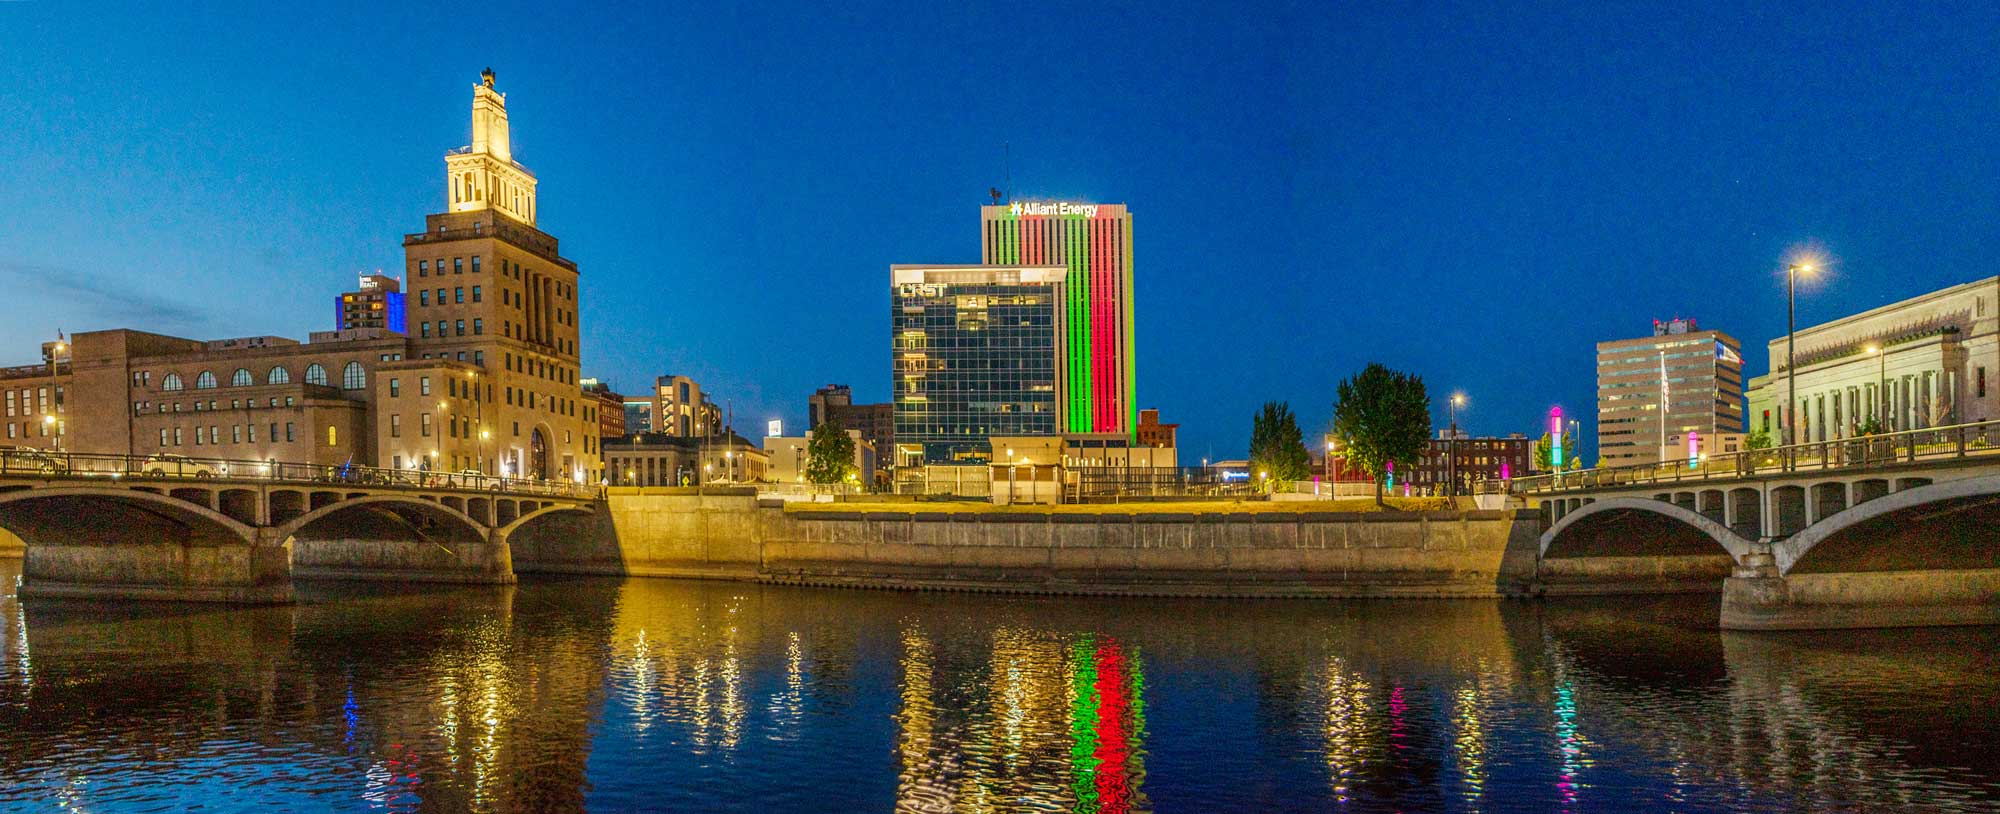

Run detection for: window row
[[137, 396, 298, 415], [156, 422, 297, 447], [156, 362, 368, 391], [419, 319, 484, 338]]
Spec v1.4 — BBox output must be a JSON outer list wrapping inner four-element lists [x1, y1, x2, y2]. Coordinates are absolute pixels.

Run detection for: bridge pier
[[1722, 554, 2000, 630]]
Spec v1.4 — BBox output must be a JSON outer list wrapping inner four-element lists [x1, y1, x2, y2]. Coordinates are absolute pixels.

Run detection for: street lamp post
[[45, 337, 65, 452], [1786, 262, 1815, 449], [1447, 393, 1465, 497]]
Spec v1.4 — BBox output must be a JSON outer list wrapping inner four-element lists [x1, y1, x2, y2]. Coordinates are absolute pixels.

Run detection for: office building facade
[[335, 274, 406, 333], [1596, 318, 1746, 467], [1747, 276, 2000, 442], [581, 377, 627, 440], [650, 374, 721, 438], [980, 202, 1136, 436], [891, 264, 1065, 464]]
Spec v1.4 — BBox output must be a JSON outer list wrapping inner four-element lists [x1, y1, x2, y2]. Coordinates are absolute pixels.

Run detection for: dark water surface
[[3, 559, 1999, 813]]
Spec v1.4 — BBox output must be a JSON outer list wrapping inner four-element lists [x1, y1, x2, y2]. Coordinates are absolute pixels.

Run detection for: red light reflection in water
[[1092, 642, 1133, 814]]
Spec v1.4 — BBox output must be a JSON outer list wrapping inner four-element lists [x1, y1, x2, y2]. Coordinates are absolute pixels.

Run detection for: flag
[[1715, 342, 1742, 365]]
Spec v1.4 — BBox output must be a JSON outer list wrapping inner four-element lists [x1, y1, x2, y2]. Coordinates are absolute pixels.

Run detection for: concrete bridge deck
[[1495, 420, 2000, 630], [0, 451, 598, 602]]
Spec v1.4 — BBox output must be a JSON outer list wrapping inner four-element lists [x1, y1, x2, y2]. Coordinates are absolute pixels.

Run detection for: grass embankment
[[784, 497, 1452, 515]]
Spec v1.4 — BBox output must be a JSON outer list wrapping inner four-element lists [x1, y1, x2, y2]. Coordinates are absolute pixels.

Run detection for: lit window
[[327, 426, 337, 447]]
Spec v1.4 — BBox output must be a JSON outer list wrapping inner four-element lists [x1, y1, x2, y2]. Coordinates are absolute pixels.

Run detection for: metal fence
[[0, 448, 598, 498], [1497, 419, 2000, 496], [1065, 466, 1269, 502]]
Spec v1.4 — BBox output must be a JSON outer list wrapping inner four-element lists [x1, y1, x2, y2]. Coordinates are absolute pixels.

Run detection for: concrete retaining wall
[[511, 489, 1544, 597]]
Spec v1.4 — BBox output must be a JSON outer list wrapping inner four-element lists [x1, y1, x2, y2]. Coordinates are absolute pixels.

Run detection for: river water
[[2, 559, 1998, 813]]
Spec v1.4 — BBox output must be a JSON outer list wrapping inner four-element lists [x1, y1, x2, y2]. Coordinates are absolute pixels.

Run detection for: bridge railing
[[1494, 419, 2000, 496], [0, 448, 599, 499]]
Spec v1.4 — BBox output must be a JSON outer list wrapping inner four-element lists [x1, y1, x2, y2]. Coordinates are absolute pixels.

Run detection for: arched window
[[268, 366, 290, 385], [230, 368, 253, 387], [304, 364, 328, 386], [195, 371, 217, 389], [162, 373, 184, 391], [342, 362, 366, 390]]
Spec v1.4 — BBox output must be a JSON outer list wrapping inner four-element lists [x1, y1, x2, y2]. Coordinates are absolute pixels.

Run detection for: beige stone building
[[649, 374, 721, 438], [0, 71, 600, 482], [1747, 275, 2000, 442]]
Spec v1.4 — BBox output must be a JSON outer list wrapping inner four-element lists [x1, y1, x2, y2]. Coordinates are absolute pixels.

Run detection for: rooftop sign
[[1008, 201, 1099, 217]]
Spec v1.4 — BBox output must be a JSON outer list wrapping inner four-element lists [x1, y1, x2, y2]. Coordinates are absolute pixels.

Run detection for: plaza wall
[[510, 488, 1544, 597]]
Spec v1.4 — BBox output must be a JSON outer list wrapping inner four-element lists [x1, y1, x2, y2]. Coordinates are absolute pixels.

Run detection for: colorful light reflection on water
[[2, 563, 2000, 812]]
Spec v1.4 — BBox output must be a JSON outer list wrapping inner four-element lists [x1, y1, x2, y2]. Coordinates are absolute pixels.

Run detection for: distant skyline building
[[808, 383, 893, 466], [580, 377, 625, 440], [1596, 317, 1745, 467], [891, 264, 1065, 464], [650, 374, 721, 438], [335, 274, 405, 333], [980, 202, 1135, 437]]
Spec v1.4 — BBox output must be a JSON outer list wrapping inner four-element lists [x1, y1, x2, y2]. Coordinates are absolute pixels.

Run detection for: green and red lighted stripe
[[998, 209, 1124, 434]]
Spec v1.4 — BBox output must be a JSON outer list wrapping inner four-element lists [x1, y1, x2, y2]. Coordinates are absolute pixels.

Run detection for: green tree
[[1248, 401, 1312, 489], [1851, 416, 1884, 437], [1332, 363, 1431, 506], [1744, 428, 1775, 449], [804, 420, 857, 487]]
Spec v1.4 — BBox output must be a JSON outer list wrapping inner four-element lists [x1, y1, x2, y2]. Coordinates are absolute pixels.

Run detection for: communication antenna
[[1004, 141, 1011, 204]]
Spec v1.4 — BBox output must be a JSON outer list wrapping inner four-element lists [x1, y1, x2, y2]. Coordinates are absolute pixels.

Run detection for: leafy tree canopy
[[1248, 401, 1312, 487], [1333, 363, 1431, 506], [805, 420, 857, 486]]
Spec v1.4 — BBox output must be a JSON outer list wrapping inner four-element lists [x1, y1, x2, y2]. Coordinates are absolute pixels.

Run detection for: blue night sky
[[3, 2, 1997, 460]]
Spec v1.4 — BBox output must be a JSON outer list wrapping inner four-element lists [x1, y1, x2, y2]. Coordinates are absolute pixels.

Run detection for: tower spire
[[446, 69, 537, 225]]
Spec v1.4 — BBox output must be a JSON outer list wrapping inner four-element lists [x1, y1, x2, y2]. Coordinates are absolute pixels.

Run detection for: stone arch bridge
[[0, 451, 599, 603], [1508, 421, 2000, 630]]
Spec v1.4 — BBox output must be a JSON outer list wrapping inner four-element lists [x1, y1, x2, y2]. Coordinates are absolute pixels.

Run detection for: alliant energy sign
[[1007, 201, 1101, 217]]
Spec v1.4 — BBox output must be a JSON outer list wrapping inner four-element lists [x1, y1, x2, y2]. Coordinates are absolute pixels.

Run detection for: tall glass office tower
[[980, 202, 1135, 436], [891, 265, 1066, 463]]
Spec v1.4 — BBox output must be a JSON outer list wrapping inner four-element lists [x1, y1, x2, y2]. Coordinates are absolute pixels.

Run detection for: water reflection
[[0, 558, 1998, 812]]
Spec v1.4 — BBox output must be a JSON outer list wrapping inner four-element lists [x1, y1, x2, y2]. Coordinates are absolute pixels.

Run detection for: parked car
[[141, 454, 216, 478], [1, 446, 66, 475]]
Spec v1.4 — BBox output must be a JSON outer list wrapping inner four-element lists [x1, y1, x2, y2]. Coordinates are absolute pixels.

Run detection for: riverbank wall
[[508, 489, 1544, 597]]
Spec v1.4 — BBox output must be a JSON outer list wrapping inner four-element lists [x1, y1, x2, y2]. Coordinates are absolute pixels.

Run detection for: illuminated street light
[[1785, 260, 1817, 447]]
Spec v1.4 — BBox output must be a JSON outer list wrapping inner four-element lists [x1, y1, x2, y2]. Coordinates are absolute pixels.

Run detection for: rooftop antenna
[[1004, 141, 1011, 204]]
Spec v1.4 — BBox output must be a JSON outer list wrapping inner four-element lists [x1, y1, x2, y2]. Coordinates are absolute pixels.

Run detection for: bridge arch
[[496, 503, 593, 540], [1775, 474, 2000, 575], [1540, 497, 1756, 562], [271, 493, 490, 544], [0, 486, 258, 546]]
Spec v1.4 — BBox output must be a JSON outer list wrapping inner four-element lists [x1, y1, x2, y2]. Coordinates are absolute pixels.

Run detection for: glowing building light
[[1549, 406, 1564, 470], [1688, 430, 1699, 469]]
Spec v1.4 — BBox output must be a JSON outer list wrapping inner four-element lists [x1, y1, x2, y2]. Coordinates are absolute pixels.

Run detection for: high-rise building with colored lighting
[[980, 202, 1135, 436]]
